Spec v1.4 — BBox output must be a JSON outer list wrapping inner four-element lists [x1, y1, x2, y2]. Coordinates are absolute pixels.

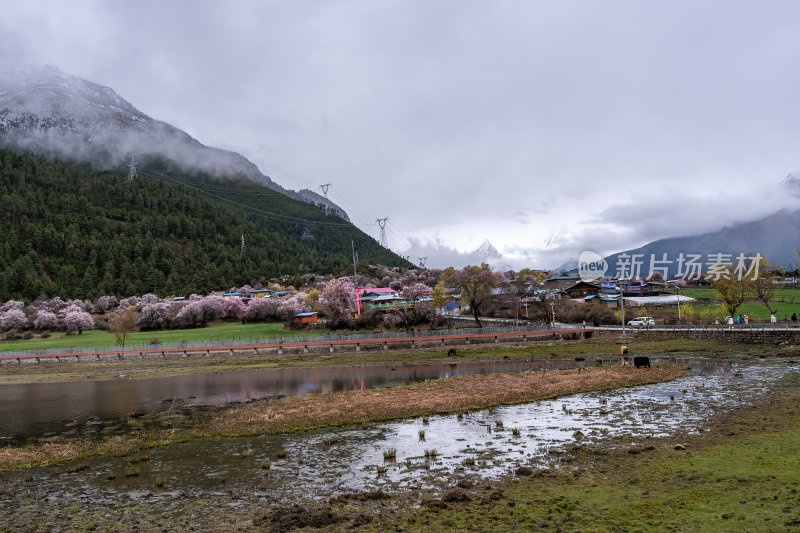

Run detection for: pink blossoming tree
[[0, 309, 27, 331], [33, 310, 58, 330]]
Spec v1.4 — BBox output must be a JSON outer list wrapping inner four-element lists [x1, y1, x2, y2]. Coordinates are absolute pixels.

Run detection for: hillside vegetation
[[0, 149, 410, 301]]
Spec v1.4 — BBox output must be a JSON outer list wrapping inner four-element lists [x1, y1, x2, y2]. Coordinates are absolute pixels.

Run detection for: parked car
[[627, 316, 655, 327]]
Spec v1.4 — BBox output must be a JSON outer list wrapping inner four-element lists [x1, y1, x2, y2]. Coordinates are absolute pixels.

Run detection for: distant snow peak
[[782, 173, 800, 196], [475, 239, 502, 259]]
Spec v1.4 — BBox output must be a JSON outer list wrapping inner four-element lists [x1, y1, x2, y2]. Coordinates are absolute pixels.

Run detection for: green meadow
[[0, 321, 327, 353]]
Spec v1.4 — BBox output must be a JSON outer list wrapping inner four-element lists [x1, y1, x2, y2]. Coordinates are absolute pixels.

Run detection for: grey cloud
[[402, 237, 494, 271], [3, 1, 800, 270]]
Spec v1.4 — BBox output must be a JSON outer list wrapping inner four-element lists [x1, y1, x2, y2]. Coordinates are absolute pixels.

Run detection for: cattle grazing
[[633, 356, 650, 369], [620, 346, 629, 355], [447, 348, 457, 357]]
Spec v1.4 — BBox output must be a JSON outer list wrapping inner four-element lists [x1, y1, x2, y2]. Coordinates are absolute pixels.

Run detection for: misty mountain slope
[[0, 64, 348, 217], [599, 209, 800, 277], [0, 148, 410, 301]]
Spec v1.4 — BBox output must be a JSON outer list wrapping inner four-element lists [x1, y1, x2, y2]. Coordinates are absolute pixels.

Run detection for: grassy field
[[651, 287, 800, 322], [681, 286, 800, 300], [650, 301, 800, 321], [691, 302, 800, 322], [0, 321, 327, 353], [679, 287, 719, 299]]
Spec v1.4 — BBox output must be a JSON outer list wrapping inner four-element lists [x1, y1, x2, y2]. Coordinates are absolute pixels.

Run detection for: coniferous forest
[[0, 149, 411, 301]]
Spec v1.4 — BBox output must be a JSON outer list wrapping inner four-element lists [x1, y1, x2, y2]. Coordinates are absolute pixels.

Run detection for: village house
[[563, 281, 601, 299], [544, 274, 583, 291]]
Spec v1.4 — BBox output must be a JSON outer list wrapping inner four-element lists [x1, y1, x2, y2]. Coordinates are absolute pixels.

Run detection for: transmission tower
[[319, 183, 331, 216], [418, 256, 428, 269], [128, 155, 138, 180], [376, 217, 389, 248]]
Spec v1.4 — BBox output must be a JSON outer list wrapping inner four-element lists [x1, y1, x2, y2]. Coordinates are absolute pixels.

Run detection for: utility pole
[[128, 155, 137, 180], [376, 217, 389, 248], [319, 183, 331, 216]]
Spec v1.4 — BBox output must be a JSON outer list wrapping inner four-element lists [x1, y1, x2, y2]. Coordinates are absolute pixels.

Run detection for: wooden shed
[[294, 312, 318, 324]]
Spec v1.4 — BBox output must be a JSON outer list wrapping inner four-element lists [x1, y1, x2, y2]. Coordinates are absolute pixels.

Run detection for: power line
[[129, 170, 288, 195], [137, 167, 355, 227]]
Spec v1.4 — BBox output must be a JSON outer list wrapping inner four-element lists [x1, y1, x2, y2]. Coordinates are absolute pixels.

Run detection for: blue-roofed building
[[247, 288, 273, 298], [223, 292, 243, 299], [272, 290, 292, 297], [294, 311, 318, 324]]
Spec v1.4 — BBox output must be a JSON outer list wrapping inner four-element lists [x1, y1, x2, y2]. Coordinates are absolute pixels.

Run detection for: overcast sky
[[3, 0, 800, 269]]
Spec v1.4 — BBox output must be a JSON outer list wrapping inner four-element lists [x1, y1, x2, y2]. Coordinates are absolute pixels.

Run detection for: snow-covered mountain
[[0, 64, 348, 217], [475, 239, 502, 259]]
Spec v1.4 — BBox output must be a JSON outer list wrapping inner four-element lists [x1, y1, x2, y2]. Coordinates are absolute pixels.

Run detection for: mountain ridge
[[0, 64, 348, 217], [592, 208, 800, 278]]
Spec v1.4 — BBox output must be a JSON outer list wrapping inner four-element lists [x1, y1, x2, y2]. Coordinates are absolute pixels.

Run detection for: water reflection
[[0, 358, 584, 439]]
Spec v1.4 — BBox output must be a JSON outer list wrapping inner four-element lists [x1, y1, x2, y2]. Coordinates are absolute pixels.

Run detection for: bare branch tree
[[109, 309, 138, 346]]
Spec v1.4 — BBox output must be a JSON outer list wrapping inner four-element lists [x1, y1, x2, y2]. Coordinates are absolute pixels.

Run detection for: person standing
[[792, 312, 797, 324], [770, 313, 777, 324]]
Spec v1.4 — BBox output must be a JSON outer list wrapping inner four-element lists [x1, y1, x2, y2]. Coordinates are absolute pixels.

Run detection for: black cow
[[633, 356, 650, 369], [447, 348, 457, 356]]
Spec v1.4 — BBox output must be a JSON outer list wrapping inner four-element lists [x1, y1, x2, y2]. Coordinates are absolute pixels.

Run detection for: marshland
[[1, 337, 799, 531]]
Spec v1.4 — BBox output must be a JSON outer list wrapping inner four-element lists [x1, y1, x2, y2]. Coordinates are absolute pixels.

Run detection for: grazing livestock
[[633, 356, 651, 369], [447, 348, 457, 357], [620, 346, 630, 366]]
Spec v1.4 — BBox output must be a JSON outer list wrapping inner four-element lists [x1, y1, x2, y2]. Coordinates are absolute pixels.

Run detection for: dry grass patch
[[0, 442, 83, 469], [0, 435, 147, 472], [213, 366, 685, 435]]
